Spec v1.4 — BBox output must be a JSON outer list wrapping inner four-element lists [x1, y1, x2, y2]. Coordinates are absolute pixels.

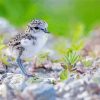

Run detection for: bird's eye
[[34, 27, 39, 30]]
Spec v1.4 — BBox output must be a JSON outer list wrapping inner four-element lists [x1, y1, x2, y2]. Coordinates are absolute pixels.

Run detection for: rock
[[3, 73, 25, 90], [0, 84, 7, 99], [52, 63, 64, 72], [86, 83, 100, 94], [77, 91, 88, 99], [22, 84, 56, 100], [92, 76, 100, 84], [44, 60, 53, 69], [6, 84, 17, 100], [55, 82, 66, 96], [0, 84, 23, 100], [56, 97, 65, 100], [93, 57, 100, 67]]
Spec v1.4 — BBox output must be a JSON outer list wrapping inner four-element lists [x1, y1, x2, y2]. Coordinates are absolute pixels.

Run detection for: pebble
[[22, 84, 56, 100], [0, 84, 7, 98], [77, 91, 88, 99], [52, 63, 64, 72], [1, 55, 100, 100], [2, 73, 25, 90]]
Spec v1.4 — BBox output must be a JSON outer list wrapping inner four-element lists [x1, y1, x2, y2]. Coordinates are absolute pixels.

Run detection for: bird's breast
[[21, 34, 48, 59]]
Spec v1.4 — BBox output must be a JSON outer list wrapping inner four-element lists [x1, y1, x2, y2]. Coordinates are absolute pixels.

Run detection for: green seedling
[[60, 69, 68, 81], [64, 50, 80, 68]]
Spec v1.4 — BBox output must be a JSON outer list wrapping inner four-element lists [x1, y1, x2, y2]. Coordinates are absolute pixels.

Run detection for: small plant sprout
[[60, 69, 68, 81], [80, 56, 93, 67], [64, 49, 80, 68], [60, 49, 80, 81]]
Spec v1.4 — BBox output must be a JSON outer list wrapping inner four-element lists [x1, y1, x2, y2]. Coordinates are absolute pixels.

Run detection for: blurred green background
[[0, 0, 100, 37]]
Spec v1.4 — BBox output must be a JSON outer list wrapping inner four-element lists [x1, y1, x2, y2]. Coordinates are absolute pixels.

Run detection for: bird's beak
[[44, 29, 50, 33], [39, 28, 49, 33]]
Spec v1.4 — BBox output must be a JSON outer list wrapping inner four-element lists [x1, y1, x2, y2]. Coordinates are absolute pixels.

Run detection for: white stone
[[0, 84, 7, 98], [63, 93, 70, 99], [52, 63, 63, 71], [77, 91, 88, 99]]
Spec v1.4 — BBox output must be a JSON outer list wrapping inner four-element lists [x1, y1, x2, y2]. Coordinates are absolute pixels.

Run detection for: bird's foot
[[25, 74, 34, 78], [25, 74, 39, 81]]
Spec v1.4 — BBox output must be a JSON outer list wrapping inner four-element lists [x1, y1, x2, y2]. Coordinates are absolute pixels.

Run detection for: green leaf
[[60, 70, 68, 81], [83, 60, 92, 67], [64, 50, 80, 67]]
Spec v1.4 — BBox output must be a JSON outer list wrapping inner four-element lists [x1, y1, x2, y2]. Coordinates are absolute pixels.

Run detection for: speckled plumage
[[6, 19, 49, 77], [8, 33, 36, 49], [7, 19, 49, 59]]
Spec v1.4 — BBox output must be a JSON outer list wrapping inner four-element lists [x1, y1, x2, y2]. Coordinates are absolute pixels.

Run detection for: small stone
[[77, 91, 88, 99], [64, 77, 74, 85], [3, 73, 25, 90], [76, 61, 83, 67], [44, 61, 53, 69], [3, 73, 13, 83], [92, 76, 100, 84], [67, 79, 84, 89], [79, 87, 85, 92], [22, 84, 56, 100], [63, 93, 70, 99], [64, 85, 70, 92], [55, 82, 65, 95], [0, 84, 7, 98], [9, 74, 25, 89], [52, 63, 63, 72], [6, 84, 17, 100], [56, 97, 65, 100]]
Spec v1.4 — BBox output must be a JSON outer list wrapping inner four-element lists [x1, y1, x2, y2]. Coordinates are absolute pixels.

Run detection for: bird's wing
[[7, 33, 24, 47]]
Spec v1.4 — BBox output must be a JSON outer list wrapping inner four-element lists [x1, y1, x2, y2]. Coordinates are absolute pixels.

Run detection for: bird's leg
[[16, 47, 33, 77], [16, 57, 33, 77]]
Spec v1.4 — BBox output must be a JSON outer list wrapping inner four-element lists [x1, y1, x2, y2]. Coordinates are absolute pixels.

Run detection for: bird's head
[[25, 19, 49, 34]]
